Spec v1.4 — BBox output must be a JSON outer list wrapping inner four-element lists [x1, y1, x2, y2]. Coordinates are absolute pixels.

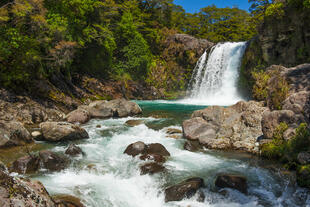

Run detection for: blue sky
[[173, 0, 252, 13]]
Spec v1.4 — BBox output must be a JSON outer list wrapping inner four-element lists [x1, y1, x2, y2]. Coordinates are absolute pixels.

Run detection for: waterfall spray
[[184, 42, 247, 106]]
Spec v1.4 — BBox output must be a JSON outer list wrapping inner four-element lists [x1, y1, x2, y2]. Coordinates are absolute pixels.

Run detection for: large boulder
[[183, 101, 268, 153], [65, 109, 91, 124], [165, 177, 205, 202], [80, 99, 142, 119], [146, 143, 170, 156], [0, 121, 33, 148], [39, 122, 89, 142], [0, 169, 56, 207], [124, 142, 170, 158], [215, 174, 248, 194], [124, 141, 147, 157]]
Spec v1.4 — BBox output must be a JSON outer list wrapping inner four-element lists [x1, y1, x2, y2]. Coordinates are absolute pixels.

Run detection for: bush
[[261, 122, 288, 159], [251, 69, 270, 101]]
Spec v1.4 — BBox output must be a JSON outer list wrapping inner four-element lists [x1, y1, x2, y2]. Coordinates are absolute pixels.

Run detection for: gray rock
[[0, 170, 56, 206], [261, 110, 305, 140], [66, 109, 91, 124], [183, 101, 267, 153], [297, 152, 310, 165], [0, 120, 33, 148], [80, 99, 142, 119], [183, 117, 217, 141], [39, 122, 89, 142]]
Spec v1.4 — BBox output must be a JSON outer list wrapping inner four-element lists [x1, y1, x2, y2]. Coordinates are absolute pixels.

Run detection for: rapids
[[30, 101, 310, 207]]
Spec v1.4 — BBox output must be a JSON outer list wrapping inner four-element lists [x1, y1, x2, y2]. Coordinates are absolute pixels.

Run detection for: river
[[30, 101, 310, 207]]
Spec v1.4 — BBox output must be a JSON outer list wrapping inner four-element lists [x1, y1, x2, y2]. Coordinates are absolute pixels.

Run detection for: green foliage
[[261, 122, 288, 159], [265, 3, 284, 18], [0, 0, 257, 93], [297, 165, 310, 188], [114, 12, 152, 80], [261, 123, 310, 161], [251, 69, 270, 101], [251, 69, 289, 109], [288, 123, 310, 154]]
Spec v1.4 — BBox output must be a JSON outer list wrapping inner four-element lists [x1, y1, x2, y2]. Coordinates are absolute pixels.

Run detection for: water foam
[[32, 116, 310, 207]]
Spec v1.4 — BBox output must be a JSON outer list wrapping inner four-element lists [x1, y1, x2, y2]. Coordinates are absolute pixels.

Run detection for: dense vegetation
[[0, 0, 258, 92]]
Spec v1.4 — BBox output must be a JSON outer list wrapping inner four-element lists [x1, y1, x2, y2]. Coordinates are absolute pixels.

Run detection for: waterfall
[[185, 42, 247, 106]]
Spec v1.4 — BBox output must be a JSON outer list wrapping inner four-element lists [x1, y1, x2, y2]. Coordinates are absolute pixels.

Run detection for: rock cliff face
[[260, 64, 310, 140], [147, 34, 214, 95], [240, 3, 310, 87]]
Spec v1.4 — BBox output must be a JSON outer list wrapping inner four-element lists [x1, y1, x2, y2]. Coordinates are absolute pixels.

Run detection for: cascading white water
[[184, 42, 247, 106]]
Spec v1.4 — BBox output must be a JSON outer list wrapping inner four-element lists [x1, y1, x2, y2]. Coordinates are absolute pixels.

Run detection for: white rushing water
[[32, 115, 310, 207], [181, 42, 247, 106]]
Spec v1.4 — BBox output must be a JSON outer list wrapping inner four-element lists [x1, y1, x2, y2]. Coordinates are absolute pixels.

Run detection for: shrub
[[251, 69, 270, 101], [261, 122, 288, 159]]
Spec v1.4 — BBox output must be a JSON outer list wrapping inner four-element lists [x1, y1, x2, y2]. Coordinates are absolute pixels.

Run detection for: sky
[[173, 0, 252, 13]]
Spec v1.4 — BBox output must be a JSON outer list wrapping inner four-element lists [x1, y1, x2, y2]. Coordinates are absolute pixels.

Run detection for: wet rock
[[39, 150, 68, 172], [65, 144, 84, 157], [10, 155, 40, 174], [166, 134, 182, 139], [96, 125, 101, 128], [0, 170, 55, 207], [183, 101, 268, 153], [125, 120, 144, 127], [0, 120, 33, 148], [140, 162, 165, 175], [39, 122, 89, 142], [66, 109, 91, 124], [297, 152, 310, 165], [139, 153, 166, 163], [124, 141, 147, 157], [215, 174, 248, 194], [184, 140, 202, 152], [53, 194, 85, 207], [146, 143, 170, 157], [124, 142, 170, 158], [165, 177, 205, 202], [166, 128, 182, 135]]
